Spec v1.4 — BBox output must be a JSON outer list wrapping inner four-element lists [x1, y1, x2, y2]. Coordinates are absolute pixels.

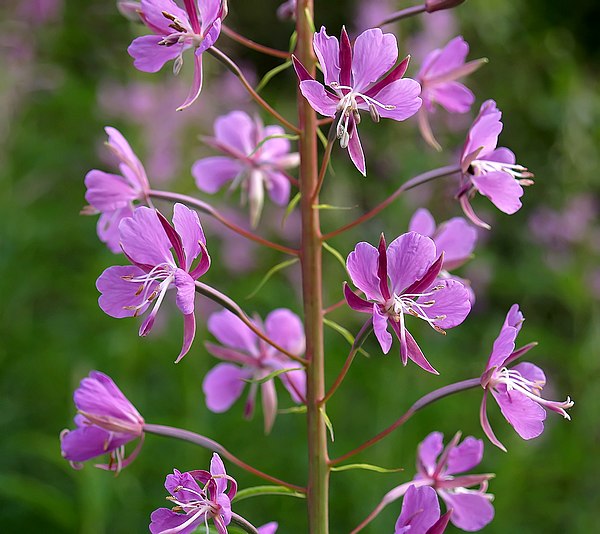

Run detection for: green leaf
[[233, 485, 306, 502], [279, 405, 307, 414], [323, 318, 370, 358], [242, 367, 303, 385], [322, 242, 348, 273], [320, 406, 335, 442], [282, 191, 301, 225], [256, 60, 293, 93], [248, 133, 299, 157], [246, 258, 299, 299], [330, 463, 404, 474], [304, 7, 317, 33], [317, 127, 329, 149], [288, 31, 297, 53], [313, 204, 357, 211]]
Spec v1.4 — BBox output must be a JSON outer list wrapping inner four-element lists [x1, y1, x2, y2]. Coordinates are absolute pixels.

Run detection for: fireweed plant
[[63, 0, 575, 532]]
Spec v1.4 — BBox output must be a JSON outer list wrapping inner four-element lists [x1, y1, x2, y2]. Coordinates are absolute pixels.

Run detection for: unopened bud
[[425, 0, 466, 14]]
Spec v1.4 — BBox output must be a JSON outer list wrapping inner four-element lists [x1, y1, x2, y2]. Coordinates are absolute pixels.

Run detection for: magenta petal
[[492, 385, 546, 440], [347, 123, 366, 175], [203, 363, 249, 412], [192, 156, 244, 194], [387, 232, 437, 295], [313, 27, 340, 86], [298, 80, 339, 117], [487, 317, 520, 370], [97, 206, 133, 254], [439, 490, 494, 532], [265, 309, 305, 356], [214, 110, 255, 155], [177, 53, 203, 111], [404, 329, 439, 375], [165, 469, 203, 501], [344, 283, 373, 313], [149, 508, 201, 534], [210, 452, 228, 492], [445, 436, 483, 475], [434, 217, 477, 270], [257, 522, 279, 534], [198, 0, 222, 34], [264, 170, 291, 206], [487, 147, 516, 165], [417, 431, 444, 475], [409, 208, 436, 237], [128, 35, 185, 73], [395, 485, 441, 534], [419, 278, 471, 329], [175, 312, 196, 363], [119, 206, 174, 267], [207, 309, 258, 355], [97, 265, 154, 318], [351, 28, 398, 91], [279, 367, 306, 403], [367, 79, 422, 122], [471, 171, 523, 214], [85, 171, 137, 211], [61, 425, 128, 462], [261, 378, 278, 433], [373, 304, 392, 354], [260, 125, 291, 159], [172, 203, 206, 270], [480, 391, 507, 452], [140, 0, 189, 34], [430, 81, 474, 114], [462, 100, 503, 160], [511, 362, 546, 386], [346, 242, 383, 301]]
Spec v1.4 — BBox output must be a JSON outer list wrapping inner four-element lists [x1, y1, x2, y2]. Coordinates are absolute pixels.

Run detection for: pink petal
[[387, 232, 437, 295], [85, 171, 137, 211], [409, 208, 436, 237], [351, 28, 398, 91], [257, 522, 279, 534], [207, 309, 258, 355], [177, 53, 203, 111], [418, 278, 471, 330], [265, 309, 305, 356], [279, 367, 306, 404], [150, 507, 202, 534], [471, 171, 523, 214], [373, 304, 392, 354], [422, 36, 469, 79], [202, 363, 249, 412], [261, 378, 278, 433], [445, 436, 483, 475], [395, 485, 441, 534], [313, 27, 340, 86], [511, 362, 546, 387], [97, 206, 133, 254], [429, 81, 474, 114], [434, 217, 477, 270], [260, 125, 291, 160], [462, 99, 502, 161], [347, 122, 366, 175], [140, 0, 189, 34], [198, 0, 223, 34], [298, 80, 339, 117], [417, 431, 444, 476], [128, 35, 185, 73], [192, 156, 244, 194], [346, 242, 383, 301], [396, 326, 439, 374], [96, 265, 154, 318], [366, 78, 422, 122], [344, 283, 373, 313], [439, 490, 494, 532], [264, 170, 291, 206], [491, 385, 546, 440], [175, 312, 196, 363], [487, 147, 516, 164], [61, 425, 131, 462], [172, 203, 206, 270], [214, 110, 255, 156]]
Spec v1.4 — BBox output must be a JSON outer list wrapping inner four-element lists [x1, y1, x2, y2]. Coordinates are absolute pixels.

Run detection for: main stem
[[296, 2, 329, 533]]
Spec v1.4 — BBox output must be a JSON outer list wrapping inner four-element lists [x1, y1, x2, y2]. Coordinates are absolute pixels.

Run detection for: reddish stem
[[222, 25, 290, 59]]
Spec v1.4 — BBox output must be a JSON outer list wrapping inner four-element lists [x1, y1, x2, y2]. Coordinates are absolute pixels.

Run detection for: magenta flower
[[202, 309, 306, 433], [150, 453, 237, 534], [84, 127, 150, 253], [192, 110, 299, 227], [479, 304, 574, 451], [344, 232, 471, 373], [128, 0, 227, 110], [60, 371, 144, 473], [458, 99, 534, 229], [96, 203, 210, 362], [257, 523, 278, 534], [292, 26, 422, 175], [416, 36, 485, 149], [395, 485, 451, 534]]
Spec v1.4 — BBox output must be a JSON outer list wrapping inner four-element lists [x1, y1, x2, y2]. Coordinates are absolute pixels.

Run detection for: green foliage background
[[1, 0, 599, 532]]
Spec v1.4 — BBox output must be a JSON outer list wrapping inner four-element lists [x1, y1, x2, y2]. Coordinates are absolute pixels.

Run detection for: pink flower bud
[[425, 0, 466, 14]]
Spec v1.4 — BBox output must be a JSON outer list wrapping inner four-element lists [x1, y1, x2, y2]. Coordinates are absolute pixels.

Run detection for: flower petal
[[261, 378, 278, 433], [149, 507, 203, 534], [346, 242, 383, 301], [177, 53, 203, 111], [462, 99, 502, 161], [207, 309, 258, 355], [373, 304, 392, 354], [418, 278, 471, 329], [85, 171, 137, 211], [175, 312, 196, 363], [61, 425, 131, 462], [471, 171, 523, 214], [313, 27, 340, 86], [119, 206, 174, 266], [214, 110, 255, 156], [428, 81, 474, 114], [351, 28, 398, 91], [96, 265, 155, 318], [347, 122, 366, 176], [264, 170, 291, 206], [265, 309, 305, 356], [417, 431, 444, 476], [433, 217, 477, 270], [439, 490, 494, 532], [409, 208, 436, 237], [445, 436, 483, 475], [192, 156, 244, 194], [172, 203, 206, 271], [395, 485, 441, 534], [97, 206, 134, 254], [128, 35, 185, 73], [298, 80, 339, 117], [491, 385, 547, 440], [387, 232, 437, 295], [366, 78, 422, 122], [203, 363, 249, 412]]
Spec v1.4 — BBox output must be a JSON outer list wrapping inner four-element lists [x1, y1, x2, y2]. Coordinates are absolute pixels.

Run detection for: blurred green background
[[1, 0, 599, 532]]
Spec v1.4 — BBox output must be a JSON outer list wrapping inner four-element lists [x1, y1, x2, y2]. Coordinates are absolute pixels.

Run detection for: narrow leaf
[[313, 204, 357, 211], [323, 318, 370, 357], [246, 258, 299, 299], [248, 133, 299, 157], [256, 60, 293, 93], [233, 485, 306, 502], [320, 406, 335, 442], [279, 405, 307, 414], [282, 192, 301, 226], [288, 31, 297, 53], [322, 242, 348, 273], [242, 367, 303, 385], [330, 463, 404, 474]]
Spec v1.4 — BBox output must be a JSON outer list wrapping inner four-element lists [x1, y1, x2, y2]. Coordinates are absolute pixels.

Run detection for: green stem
[[296, 1, 329, 532]]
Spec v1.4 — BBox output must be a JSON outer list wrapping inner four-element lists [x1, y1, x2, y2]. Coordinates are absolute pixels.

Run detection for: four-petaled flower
[[128, 0, 227, 110], [409, 208, 478, 303], [96, 203, 210, 362], [292, 26, 422, 175], [458, 99, 534, 229], [416, 36, 485, 150], [202, 309, 306, 433], [192, 110, 299, 227], [395, 485, 452, 534], [60, 371, 144, 473], [84, 127, 150, 253], [344, 232, 471, 373], [150, 453, 237, 534], [479, 304, 574, 451]]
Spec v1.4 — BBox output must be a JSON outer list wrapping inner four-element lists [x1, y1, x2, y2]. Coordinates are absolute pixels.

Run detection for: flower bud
[[425, 0, 466, 14]]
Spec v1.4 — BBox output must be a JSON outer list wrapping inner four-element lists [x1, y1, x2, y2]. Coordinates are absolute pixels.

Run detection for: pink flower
[[60, 371, 144, 473], [192, 110, 299, 227], [344, 232, 471, 373], [96, 203, 210, 362], [202, 309, 306, 433], [458, 100, 533, 229], [480, 304, 574, 451], [416, 36, 485, 149], [395, 485, 451, 534], [292, 26, 421, 175], [127, 0, 227, 110], [150, 454, 237, 534], [84, 127, 150, 253]]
